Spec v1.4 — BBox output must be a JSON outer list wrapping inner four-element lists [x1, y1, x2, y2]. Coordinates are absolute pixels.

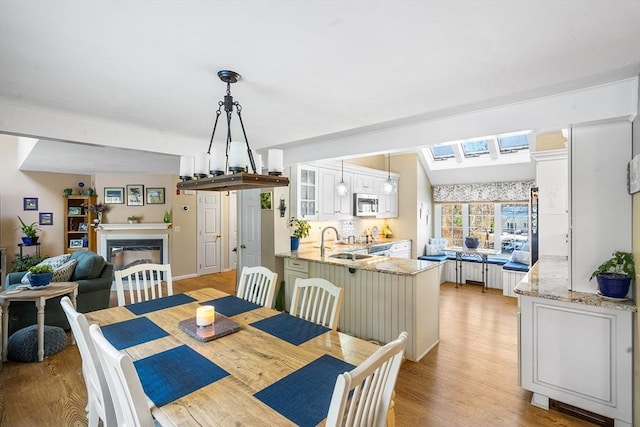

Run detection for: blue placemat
[[125, 293, 197, 315], [101, 317, 169, 350], [199, 295, 261, 317], [254, 354, 355, 427], [135, 344, 229, 407], [250, 312, 330, 345]]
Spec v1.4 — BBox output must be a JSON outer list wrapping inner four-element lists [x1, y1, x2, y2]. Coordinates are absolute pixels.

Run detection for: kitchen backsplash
[[304, 218, 395, 244]]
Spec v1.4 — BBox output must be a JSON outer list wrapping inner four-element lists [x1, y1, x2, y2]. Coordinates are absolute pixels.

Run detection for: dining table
[[87, 287, 380, 426]]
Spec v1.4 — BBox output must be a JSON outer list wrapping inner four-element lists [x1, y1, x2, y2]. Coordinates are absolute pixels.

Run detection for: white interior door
[[227, 191, 237, 271], [197, 192, 221, 275], [237, 189, 261, 277]]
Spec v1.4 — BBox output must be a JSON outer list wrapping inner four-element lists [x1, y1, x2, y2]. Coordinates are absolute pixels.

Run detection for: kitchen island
[[276, 246, 440, 362]]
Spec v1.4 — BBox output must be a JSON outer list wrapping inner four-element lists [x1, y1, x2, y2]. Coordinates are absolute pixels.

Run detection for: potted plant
[[590, 250, 635, 298], [27, 264, 54, 287], [127, 215, 140, 224], [289, 217, 311, 251], [464, 235, 479, 249], [17, 215, 40, 245]]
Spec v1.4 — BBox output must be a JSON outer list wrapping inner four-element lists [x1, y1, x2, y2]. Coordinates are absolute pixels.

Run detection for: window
[[441, 204, 463, 247], [437, 202, 529, 256], [468, 203, 494, 249], [461, 140, 489, 157], [498, 135, 529, 153], [430, 145, 455, 161], [500, 204, 529, 253]]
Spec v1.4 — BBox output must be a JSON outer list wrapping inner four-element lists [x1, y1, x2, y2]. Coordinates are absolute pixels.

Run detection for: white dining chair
[[237, 266, 278, 308], [89, 323, 157, 427], [114, 263, 173, 306], [326, 331, 408, 427], [290, 277, 344, 330], [60, 296, 117, 427]]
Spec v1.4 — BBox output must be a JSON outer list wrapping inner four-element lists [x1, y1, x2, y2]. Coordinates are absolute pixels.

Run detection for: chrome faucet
[[320, 226, 340, 257]]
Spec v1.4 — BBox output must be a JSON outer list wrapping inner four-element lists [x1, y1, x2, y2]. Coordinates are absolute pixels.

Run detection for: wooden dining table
[[87, 287, 380, 426]]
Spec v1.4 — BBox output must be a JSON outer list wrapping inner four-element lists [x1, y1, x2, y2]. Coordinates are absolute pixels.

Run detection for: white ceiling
[[1, 1, 640, 183]]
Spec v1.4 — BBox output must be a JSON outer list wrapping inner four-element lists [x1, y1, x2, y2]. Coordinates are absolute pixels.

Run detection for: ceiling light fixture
[[382, 153, 395, 195], [177, 70, 289, 192], [336, 160, 349, 196]]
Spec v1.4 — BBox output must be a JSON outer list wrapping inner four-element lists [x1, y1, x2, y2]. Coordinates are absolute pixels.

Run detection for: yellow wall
[[536, 132, 567, 151]]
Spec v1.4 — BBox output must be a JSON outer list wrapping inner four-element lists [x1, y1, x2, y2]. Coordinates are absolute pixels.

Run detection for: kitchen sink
[[329, 253, 372, 260]]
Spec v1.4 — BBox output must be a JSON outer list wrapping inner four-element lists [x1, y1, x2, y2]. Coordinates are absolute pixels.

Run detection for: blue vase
[[465, 237, 479, 249], [290, 237, 300, 251], [597, 275, 631, 298], [29, 272, 53, 287]]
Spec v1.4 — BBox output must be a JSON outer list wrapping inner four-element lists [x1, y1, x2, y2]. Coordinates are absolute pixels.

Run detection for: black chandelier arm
[[225, 109, 233, 172], [206, 104, 223, 154], [236, 106, 257, 174]]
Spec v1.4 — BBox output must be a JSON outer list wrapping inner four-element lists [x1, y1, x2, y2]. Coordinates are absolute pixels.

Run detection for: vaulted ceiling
[[1, 1, 640, 184]]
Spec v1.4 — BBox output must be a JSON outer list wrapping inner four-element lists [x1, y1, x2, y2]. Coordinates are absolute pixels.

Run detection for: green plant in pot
[[17, 215, 40, 245], [590, 251, 635, 298], [27, 264, 54, 287], [289, 217, 311, 251]]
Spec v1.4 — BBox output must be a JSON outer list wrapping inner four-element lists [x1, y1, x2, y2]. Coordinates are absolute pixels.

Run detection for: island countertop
[[514, 256, 636, 312], [276, 246, 439, 276]]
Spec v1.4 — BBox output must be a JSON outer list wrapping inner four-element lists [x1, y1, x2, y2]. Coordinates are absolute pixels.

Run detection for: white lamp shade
[[382, 179, 395, 194], [229, 141, 248, 171], [179, 155, 195, 178], [268, 149, 283, 175], [194, 152, 210, 177], [336, 180, 349, 196], [209, 144, 226, 175]]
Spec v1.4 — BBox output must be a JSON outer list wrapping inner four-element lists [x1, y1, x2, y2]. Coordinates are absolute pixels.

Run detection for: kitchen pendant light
[[336, 160, 349, 196], [177, 70, 289, 192], [382, 153, 395, 195]]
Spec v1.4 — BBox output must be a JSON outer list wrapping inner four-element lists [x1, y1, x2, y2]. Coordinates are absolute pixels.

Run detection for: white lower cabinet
[[283, 258, 309, 311], [389, 241, 411, 259], [519, 295, 632, 425]]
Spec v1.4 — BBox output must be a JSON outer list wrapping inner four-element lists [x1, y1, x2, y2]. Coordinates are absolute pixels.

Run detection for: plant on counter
[[590, 250, 635, 298], [289, 218, 311, 239]]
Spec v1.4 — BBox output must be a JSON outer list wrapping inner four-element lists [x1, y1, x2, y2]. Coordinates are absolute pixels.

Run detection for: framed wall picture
[[78, 222, 88, 231], [127, 184, 144, 206], [39, 212, 53, 225], [260, 191, 272, 210], [69, 239, 84, 248], [23, 197, 38, 211], [105, 187, 125, 204], [68, 206, 82, 215], [146, 187, 165, 204]]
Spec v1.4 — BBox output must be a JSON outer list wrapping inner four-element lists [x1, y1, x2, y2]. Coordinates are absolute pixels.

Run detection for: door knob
[[240, 244, 246, 249]]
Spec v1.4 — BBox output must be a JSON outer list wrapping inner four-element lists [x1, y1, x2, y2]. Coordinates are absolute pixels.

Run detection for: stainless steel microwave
[[354, 193, 379, 216]]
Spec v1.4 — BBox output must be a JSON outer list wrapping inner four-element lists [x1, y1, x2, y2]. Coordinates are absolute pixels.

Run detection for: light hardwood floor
[[0, 273, 592, 426]]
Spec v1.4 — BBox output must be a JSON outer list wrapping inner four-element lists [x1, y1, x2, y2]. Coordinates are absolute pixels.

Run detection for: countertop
[[514, 256, 637, 312], [277, 240, 438, 276]]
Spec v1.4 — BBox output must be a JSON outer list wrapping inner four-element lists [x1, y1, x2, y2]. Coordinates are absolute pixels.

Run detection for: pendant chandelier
[[336, 160, 349, 196], [382, 153, 396, 195], [177, 70, 289, 192]]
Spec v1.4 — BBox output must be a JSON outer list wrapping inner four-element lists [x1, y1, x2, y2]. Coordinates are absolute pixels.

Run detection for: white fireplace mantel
[[98, 223, 172, 231]]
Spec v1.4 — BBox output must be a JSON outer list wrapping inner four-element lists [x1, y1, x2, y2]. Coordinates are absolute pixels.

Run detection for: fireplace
[[100, 234, 168, 272]]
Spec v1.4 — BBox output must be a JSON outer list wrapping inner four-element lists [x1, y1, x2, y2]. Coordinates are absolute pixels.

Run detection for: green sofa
[[4, 250, 114, 335]]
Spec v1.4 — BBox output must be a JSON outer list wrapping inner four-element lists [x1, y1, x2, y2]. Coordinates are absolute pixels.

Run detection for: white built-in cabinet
[[291, 161, 399, 219], [531, 149, 568, 258], [318, 167, 354, 220], [376, 177, 399, 218], [519, 295, 632, 425], [283, 258, 309, 310], [569, 121, 631, 293]]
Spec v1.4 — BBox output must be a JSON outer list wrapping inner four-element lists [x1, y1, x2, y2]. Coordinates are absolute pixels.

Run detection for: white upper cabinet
[[376, 177, 398, 218], [318, 167, 354, 220], [291, 164, 319, 220], [353, 174, 377, 194]]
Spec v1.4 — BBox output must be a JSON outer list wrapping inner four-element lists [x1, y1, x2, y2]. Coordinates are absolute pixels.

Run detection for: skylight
[[430, 145, 455, 161], [498, 135, 529, 153], [462, 140, 489, 157]]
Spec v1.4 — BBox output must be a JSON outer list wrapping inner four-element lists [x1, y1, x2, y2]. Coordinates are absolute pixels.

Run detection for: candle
[[196, 306, 215, 327], [268, 149, 283, 175]]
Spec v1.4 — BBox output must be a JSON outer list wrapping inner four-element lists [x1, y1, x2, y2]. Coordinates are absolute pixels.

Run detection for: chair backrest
[[114, 263, 173, 306], [290, 277, 344, 330], [60, 296, 116, 427], [237, 266, 278, 308], [89, 323, 155, 427], [326, 331, 408, 427]]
